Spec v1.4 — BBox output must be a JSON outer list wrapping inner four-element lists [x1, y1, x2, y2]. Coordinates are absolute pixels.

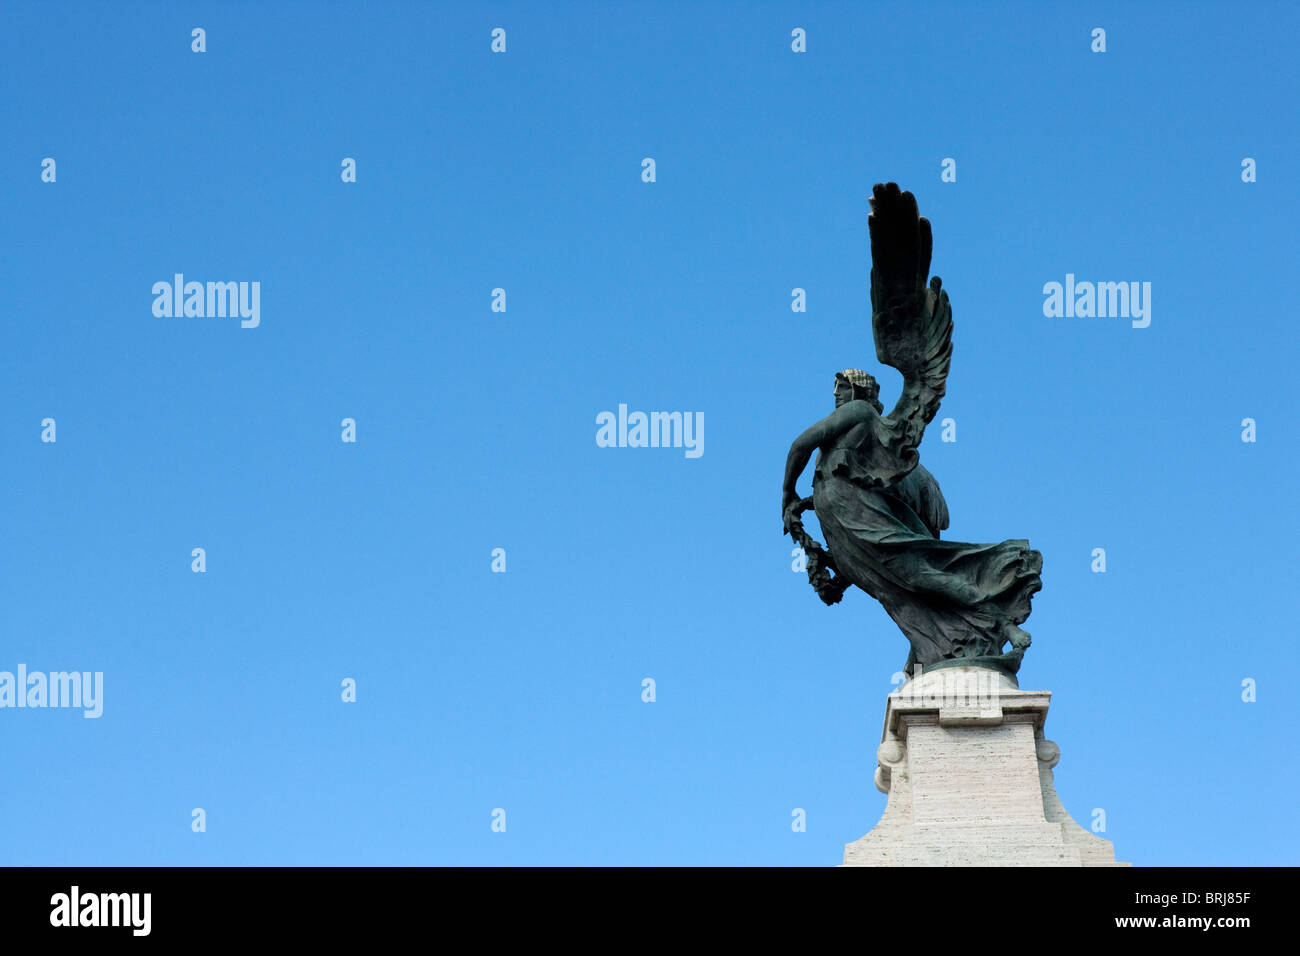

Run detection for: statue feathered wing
[[867, 182, 953, 533]]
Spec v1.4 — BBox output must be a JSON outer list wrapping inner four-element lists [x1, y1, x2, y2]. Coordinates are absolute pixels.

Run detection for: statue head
[[834, 369, 884, 412]]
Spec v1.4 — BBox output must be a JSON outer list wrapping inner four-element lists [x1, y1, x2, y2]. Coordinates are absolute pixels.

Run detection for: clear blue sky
[[2, 0, 1296, 866]]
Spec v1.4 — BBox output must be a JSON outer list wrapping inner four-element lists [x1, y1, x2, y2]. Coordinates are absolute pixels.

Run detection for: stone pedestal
[[842, 665, 1128, 866]]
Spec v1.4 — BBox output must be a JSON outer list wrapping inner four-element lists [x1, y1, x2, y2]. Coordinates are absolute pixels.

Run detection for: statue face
[[833, 378, 855, 407]]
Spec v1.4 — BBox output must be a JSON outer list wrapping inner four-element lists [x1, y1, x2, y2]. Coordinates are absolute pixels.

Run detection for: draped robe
[[811, 401, 1042, 675]]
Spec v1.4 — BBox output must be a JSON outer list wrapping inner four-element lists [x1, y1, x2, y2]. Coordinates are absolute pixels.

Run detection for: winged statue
[[781, 182, 1042, 678]]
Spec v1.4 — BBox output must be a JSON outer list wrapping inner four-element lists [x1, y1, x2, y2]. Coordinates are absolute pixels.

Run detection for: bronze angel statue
[[781, 182, 1041, 678]]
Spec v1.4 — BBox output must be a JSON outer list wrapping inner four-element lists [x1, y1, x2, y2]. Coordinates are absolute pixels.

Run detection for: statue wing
[[868, 182, 954, 471]]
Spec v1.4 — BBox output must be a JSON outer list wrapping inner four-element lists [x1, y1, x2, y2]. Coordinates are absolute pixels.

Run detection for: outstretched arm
[[782, 422, 824, 515], [782, 405, 864, 527]]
